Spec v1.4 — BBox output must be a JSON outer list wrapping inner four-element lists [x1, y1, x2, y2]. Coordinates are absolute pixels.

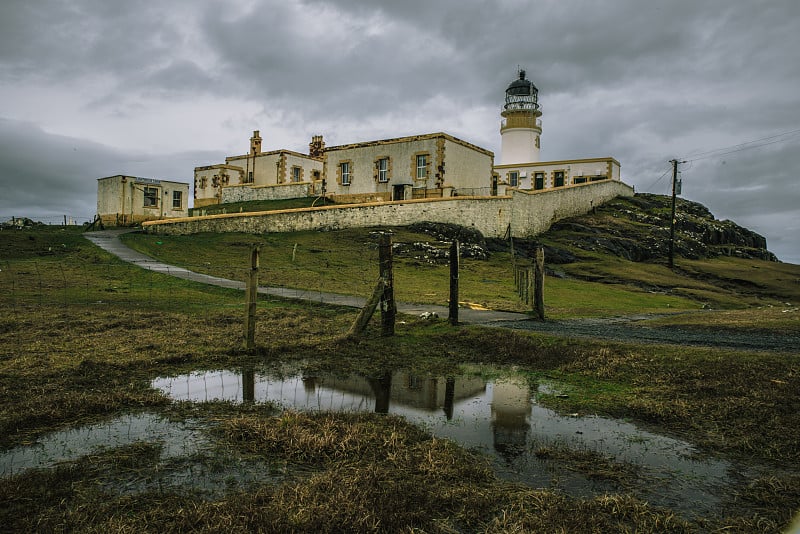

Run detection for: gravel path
[[85, 230, 797, 352], [493, 317, 798, 353]]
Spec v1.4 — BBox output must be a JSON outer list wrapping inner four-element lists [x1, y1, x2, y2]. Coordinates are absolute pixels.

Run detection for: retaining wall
[[221, 182, 312, 203], [144, 180, 634, 239]]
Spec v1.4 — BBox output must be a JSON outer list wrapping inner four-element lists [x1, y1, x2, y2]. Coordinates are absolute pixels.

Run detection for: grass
[[120, 228, 713, 318], [2, 226, 800, 531], [641, 306, 800, 334]]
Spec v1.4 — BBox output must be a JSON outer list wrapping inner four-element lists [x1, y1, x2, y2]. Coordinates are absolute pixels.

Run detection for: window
[[534, 172, 544, 190], [246, 171, 253, 183], [172, 190, 182, 209], [291, 166, 302, 183], [509, 171, 519, 187], [554, 171, 565, 187], [340, 162, 351, 185], [378, 158, 389, 182], [416, 154, 428, 179], [143, 186, 159, 207], [573, 176, 587, 185]]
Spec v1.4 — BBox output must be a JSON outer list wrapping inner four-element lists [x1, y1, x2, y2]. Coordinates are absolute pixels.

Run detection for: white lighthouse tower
[[500, 70, 542, 165]]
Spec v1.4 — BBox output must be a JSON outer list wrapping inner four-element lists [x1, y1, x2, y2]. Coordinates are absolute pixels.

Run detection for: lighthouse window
[[509, 171, 519, 187], [416, 154, 428, 179], [340, 161, 351, 185]]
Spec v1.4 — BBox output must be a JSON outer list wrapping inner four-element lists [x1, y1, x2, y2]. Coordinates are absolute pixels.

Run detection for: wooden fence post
[[449, 240, 459, 325], [345, 278, 384, 339], [379, 233, 396, 336], [534, 246, 545, 321], [244, 245, 260, 349], [526, 266, 533, 307]]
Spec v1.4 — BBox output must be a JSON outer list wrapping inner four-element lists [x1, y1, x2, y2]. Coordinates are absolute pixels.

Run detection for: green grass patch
[[122, 228, 716, 318], [544, 278, 697, 318]]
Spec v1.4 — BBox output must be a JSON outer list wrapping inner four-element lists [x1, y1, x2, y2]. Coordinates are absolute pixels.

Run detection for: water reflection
[[0, 413, 207, 477], [152, 368, 733, 517]]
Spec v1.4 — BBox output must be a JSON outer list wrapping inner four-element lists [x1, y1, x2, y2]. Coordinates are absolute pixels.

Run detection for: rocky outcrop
[[391, 194, 776, 266], [502, 193, 777, 264], [487, 194, 777, 264]]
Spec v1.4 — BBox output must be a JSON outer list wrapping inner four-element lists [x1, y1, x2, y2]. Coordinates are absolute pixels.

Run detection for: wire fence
[[1, 216, 95, 227], [1, 230, 527, 359]]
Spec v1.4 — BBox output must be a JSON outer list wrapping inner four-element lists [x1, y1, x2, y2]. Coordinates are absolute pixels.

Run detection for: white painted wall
[[500, 128, 540, 165], [97, 175, 189, 225]]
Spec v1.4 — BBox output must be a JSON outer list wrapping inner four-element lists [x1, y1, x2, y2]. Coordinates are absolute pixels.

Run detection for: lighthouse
[[500, 70, 542, 165]]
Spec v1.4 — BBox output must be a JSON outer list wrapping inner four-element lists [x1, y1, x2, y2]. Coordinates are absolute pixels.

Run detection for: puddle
[[0, 412, 278, 496], [0, 413, 207, 477], [152, 368, 736, 518]]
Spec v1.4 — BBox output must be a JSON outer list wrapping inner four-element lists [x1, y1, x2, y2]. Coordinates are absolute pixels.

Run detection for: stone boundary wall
[[221, 182, 312, 204], [144, 180, 634, 238]]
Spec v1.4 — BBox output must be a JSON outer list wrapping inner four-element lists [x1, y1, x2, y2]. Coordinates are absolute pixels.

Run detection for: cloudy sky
[[1, 0, 798, 263]]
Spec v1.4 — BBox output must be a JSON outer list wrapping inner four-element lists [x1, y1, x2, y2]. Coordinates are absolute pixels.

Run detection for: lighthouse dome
[[504, 70, 539, 112]]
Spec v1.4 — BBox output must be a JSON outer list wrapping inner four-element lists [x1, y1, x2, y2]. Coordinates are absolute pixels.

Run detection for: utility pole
[[668, 159, 684, 269]]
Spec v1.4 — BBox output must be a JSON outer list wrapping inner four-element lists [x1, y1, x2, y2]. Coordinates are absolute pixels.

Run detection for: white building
[[194, 132, 324, 208], [97, 175, 189, 226], [194, 131, 494, 207], [192, 69, 621, 208]]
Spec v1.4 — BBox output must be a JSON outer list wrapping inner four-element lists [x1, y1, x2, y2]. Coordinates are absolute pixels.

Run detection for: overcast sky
[[1, 0, 798, 263]]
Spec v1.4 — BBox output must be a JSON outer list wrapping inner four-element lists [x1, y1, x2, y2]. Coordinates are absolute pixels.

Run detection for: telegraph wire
[[644, 165, 674, 192], [680, 127, 800, 163]]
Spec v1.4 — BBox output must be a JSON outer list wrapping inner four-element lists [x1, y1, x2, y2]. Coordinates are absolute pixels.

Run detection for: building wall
[[226, 153, 281, 186], [324, 133, 493, 202], [222, 182, 313, 204], [495, 157, 621, 190], [443, 137, 494, 195], [98, 175, 189, 226], [195, 152, 322, 206], [194, 164, 244, 207], [144, 179, 633, 238]]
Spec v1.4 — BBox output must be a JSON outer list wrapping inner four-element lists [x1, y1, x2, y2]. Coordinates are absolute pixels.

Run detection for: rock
[[538, 193, 778, 263]]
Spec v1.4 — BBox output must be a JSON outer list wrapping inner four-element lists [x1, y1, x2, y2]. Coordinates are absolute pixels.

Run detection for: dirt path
[[85, 230, 797, 352]]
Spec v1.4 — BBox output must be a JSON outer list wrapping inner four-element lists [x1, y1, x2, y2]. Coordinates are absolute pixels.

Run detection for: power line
[[644, 165, 673, 192], [680, 127, 800, 163]]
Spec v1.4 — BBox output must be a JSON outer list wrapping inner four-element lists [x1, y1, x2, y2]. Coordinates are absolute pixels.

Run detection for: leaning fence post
[[534, 246, 545, 321], [244, 245, 260, 349], [378, 233, 396, 336], [345, 278, 385, 339], [449, 240, 459, 325]]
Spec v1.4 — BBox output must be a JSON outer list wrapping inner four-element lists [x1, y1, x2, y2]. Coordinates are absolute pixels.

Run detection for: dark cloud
[[0, 0, 797, 261], [0, 118, 220, 220]]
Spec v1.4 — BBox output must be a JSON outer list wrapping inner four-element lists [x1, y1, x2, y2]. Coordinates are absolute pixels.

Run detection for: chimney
[[309, 135, 325, 158], [250, 130, 262, 155]]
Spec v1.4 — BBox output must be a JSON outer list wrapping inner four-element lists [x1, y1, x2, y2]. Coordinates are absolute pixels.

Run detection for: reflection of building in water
[[302, 372, 485, 415], [491, 377, 533, 460]]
